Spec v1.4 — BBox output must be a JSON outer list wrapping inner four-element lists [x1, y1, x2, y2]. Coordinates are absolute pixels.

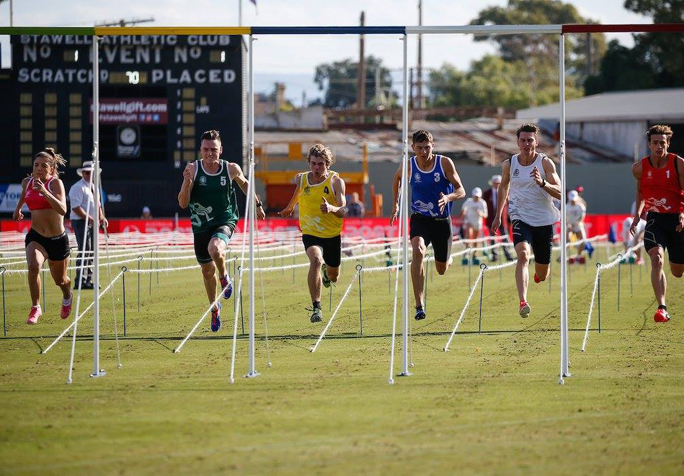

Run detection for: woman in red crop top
[[630, 125, 684, 324], [13, 148, 73, 325]]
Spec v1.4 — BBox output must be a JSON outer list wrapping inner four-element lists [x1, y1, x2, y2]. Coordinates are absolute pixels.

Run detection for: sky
[[0, 0, 650, 102]]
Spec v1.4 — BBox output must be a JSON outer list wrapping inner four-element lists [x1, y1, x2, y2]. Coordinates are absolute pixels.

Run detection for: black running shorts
[[644, 212, 684, 264], [302, 234, 342, 267], [511, 220, 553, 265], [409, 213, 453, 263], [25, 228, 70, 261], [193, 224, 234, 264]]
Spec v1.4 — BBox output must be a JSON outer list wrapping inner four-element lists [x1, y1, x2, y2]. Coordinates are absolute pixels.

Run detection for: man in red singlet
[[630, 124, 684, 322]]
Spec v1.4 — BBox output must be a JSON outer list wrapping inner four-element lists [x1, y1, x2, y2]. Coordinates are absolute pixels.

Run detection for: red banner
[[2, 215, 633, 239]]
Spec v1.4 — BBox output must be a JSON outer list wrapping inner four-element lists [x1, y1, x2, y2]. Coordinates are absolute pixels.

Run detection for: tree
[[429, 54, 583, 110], [585, 1, 684, 93], [470, 0, 606, 79], [313, 56, 394, 109], [624, 0, 684, 87], [584, 40, 656, 94]]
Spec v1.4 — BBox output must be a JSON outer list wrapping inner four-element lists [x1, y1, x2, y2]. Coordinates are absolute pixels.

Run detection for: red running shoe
[[519, 300, 531, 318], [211, 302, 222, 332], [654, 308, 670, 323], [533, 273, 541, 284], [27, 305, 42, 325], [60, 292, 73, 320]]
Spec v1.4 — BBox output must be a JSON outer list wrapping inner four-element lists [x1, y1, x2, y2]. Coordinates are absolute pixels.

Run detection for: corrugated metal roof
[[517, 88, 684, 122], [254, 117, 629, 166]]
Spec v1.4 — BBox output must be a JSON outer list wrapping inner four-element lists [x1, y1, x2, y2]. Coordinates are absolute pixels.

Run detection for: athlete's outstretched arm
[[438, 156, 466, 214], [534, 157, 562, 200], [491, 160, 511, 235], [630, 161, 644, 236], [12, 177, 29, 221], [178, 162, 196, 209], [278, 173, 302, 218], [229, 163, 265, 219], [389, 164, 404, 225], [321, 175, 346, 218]]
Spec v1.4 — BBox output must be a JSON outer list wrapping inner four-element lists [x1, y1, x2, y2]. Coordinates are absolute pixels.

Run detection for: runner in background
[[630, 124, 684, 323]]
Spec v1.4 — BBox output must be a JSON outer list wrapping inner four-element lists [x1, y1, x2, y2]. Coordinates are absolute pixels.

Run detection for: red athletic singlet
[[640, 153, 684, 214], [24, 177, 55, 211]]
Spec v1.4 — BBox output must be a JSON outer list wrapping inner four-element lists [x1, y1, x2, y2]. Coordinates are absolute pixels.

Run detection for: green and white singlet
[[189, 159, 239, 234]]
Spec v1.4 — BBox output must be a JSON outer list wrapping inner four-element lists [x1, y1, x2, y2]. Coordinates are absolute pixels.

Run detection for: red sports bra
[[24, 177, 55, 211]]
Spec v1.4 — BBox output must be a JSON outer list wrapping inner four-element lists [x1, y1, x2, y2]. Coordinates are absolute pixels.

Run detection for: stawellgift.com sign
[[89, 98, 168, 124]]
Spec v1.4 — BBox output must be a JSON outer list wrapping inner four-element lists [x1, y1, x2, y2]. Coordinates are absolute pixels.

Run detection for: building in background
[[517, 88, 684, 161]]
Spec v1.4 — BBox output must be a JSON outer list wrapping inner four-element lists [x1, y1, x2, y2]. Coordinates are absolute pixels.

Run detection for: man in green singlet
[[178, 130, 265, 332]]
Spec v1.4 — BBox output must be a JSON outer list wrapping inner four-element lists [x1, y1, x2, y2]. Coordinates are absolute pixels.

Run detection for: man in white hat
[[483, 174, 513, 262], [68, 161, 107, 289], [460, 187, 487, 262]]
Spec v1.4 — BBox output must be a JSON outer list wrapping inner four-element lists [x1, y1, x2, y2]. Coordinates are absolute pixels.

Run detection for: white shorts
[[568, 223, 585, 235], [625, 221, 646, 248], [464, 221, 482, 232]]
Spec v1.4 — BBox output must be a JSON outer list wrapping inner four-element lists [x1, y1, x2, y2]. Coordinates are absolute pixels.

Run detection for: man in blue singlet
[[390, 130, 466, 320]]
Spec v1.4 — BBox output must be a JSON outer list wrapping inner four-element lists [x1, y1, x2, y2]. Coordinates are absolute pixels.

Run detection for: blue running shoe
[[414, 306, 426, 321], [220, 275, 233, 300], [211, 302, 222, 332]]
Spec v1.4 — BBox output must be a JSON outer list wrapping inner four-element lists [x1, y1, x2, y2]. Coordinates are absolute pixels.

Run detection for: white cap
[[142, 206, 151, 214], [472, 187, 482, 198], [488, 175, 502, 185], [568, 190, 579, 201]]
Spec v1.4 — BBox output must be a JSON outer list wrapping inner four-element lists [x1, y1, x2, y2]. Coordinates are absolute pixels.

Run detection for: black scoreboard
[[0, 34, 244, 217]]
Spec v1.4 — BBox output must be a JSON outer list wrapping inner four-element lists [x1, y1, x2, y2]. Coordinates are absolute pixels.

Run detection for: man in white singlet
[[491, 123, 561, 318], [566, 190, 587, 263]]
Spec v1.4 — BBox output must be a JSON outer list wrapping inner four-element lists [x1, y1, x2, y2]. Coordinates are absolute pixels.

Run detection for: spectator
[[346, 192, 365, 217], [482, 174, 513, 261], [68, 161, 106, 290], [141, 206, 153, 220]]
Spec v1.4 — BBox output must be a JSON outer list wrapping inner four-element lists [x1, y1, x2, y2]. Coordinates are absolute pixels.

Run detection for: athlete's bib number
[[221, 176, 227, 186]]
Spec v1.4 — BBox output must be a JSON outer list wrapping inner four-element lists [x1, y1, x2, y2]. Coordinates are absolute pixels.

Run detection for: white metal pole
[[238, 0, 242, 27], [246, 34, 258, 378], [400, 34, 411, 377], [559, 34, 570, 383], [91, 36, 104, 378], [406, 25, 562, 35]]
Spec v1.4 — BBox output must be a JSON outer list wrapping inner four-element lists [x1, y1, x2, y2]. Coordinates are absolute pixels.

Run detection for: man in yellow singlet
[[279, 144, 347, 323]]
